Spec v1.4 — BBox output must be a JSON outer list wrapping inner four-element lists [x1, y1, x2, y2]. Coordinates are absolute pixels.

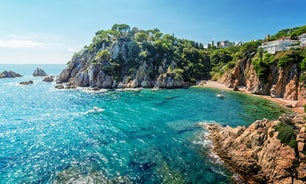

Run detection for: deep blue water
[[0, 65, 287, 183]]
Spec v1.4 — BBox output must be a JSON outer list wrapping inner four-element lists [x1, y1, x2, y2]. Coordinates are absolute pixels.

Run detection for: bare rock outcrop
[[56, 43, 186, 89], [219, 57, 305, 107], [202, 114, 306, 184]]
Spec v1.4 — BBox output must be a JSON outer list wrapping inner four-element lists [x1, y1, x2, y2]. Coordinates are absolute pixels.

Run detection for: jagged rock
[[0, 70, 22, 78], [270, 85, 276, 98], [219, 57, 305, 107], [42, 76, 54, 82], [297, 82, 306, 107], [284, 78, 298, 100], [202, 114, 306, 184], [19, 80, 33, 85], [33, 68, 47, 76]]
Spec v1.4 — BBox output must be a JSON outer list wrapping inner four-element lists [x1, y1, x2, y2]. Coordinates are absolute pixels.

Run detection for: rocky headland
[[56, 24, 210, 89], [201, 114, 306, 184]]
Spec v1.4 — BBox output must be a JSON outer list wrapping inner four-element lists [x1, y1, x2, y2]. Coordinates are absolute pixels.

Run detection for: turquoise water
[[0, 65, 287, 183]]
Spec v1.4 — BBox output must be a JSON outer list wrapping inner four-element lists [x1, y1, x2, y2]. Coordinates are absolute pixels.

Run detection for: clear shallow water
[[0, 65, 287, 183]]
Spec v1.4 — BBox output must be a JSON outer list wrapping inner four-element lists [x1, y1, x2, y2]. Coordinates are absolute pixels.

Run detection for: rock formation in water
[[33, 68, 47, 76], [19, 80, 33, 85], [42, 76, 54, 82], [202, 114, 306, 184], [56, 24, 210, 89], [0, 70, 22, 78]]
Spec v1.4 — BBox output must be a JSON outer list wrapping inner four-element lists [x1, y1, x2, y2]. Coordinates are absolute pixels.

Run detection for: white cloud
[[0, 39, 44, 49]]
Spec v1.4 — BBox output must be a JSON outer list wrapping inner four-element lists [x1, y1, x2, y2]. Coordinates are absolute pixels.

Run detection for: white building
[[298, 33, 306, 46], [260, 39, 299, 54], [217, 40, 235, 48]]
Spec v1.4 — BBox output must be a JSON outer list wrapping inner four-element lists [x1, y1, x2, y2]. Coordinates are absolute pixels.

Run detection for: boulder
[[55, 84, 65, 89], [33, 68, 47, 76], [19, 80, 33, 85], [0, 70, 22, 78], [42, 76, 54, 82]]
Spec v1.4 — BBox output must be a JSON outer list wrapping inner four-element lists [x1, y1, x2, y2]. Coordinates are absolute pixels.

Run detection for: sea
[[0, 64, 287, 183]]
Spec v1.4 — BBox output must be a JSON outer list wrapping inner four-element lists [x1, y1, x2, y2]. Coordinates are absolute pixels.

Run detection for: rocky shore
[[201, 114, 306, 184]]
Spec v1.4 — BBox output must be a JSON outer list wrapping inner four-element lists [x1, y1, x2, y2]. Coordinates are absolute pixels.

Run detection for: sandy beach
[[198, 80, 304, 114]]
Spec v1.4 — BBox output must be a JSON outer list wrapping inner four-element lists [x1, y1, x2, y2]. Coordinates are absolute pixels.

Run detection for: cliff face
[[202, 114, 306, 184], [218, 57, 306, 106], [56, 48, 184, 89]]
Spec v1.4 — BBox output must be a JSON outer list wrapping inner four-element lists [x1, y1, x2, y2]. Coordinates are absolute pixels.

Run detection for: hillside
[[56, 24, 306, 106], [56, 24, 210, 89]]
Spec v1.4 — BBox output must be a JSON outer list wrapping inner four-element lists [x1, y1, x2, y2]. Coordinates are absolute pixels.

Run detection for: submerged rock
[[19, 80, 33, 85], [33, 68, 47, 76], [42, 76, 54, 82], [202, 114, 306, 184], [0, 70, 22, 78]]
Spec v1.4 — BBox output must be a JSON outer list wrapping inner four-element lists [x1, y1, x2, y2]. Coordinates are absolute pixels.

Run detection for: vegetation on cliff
[[58, 24, 211, 88]]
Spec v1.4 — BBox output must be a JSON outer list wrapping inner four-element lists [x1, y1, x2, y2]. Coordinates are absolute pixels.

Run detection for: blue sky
[[0, 0, 305, 64]]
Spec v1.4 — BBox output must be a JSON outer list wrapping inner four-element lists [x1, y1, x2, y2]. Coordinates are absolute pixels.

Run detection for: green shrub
[[172, 68, 184, 80], [276, 122, 297, 148], [288, 139, 298, 149], [300, 72, 306, 83], [300, 58, 306, 71], [304, 104, 306, 113], [190, 78, 196, 84], [277, 55, 294, 67]]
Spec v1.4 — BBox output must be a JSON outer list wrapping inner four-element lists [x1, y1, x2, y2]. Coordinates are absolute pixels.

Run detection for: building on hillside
[[235, 41, 243, 46], [260, 38, 299, 54], [217, 40, 234, 48], [298, 33, 306, 46]]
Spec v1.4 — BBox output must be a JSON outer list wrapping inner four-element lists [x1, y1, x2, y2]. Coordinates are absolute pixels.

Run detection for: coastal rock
[[219, 57, 305, 107], [0, 70, 22, 78], [270, 85, 276, 98], [19, 80, 33, 85], [33, 68, 47, 76], [42, 76, 54, 82], [297, 82, 306, 107], [202, 114, 306, 184], [55, 84, 65, 89]]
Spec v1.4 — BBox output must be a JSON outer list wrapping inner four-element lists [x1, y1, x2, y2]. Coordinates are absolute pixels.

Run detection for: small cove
[[0, 65, 289, 183]]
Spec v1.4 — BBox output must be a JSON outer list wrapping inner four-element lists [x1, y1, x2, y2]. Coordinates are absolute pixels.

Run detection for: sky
[[0, 0, 306, 64]]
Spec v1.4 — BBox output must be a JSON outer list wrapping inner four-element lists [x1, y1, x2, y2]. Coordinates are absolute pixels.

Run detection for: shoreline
[[197, 80, 304, 115], [57, 80, 304, 114]]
